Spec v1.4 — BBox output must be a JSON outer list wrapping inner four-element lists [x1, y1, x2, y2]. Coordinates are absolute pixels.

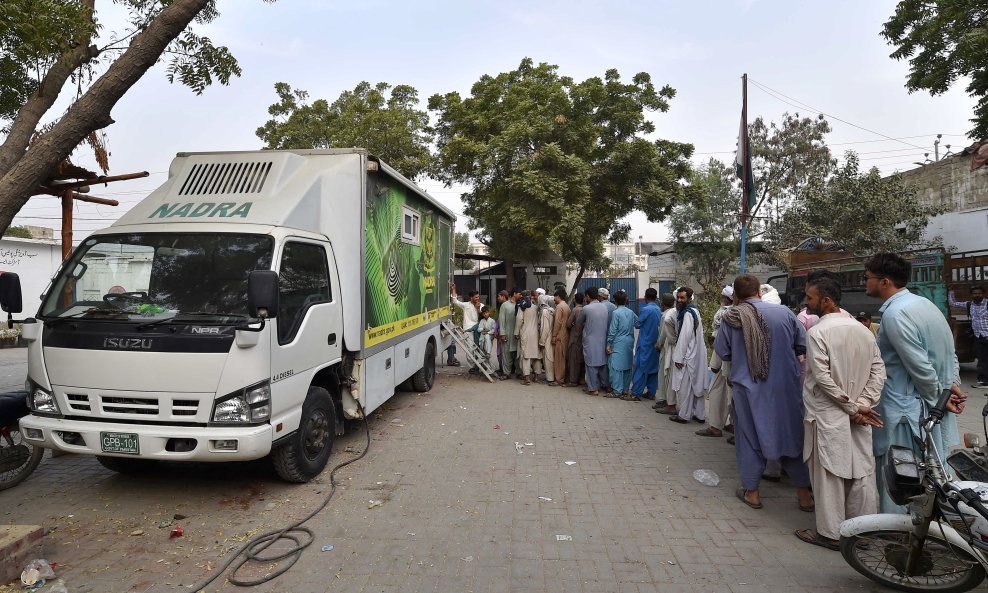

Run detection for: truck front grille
[[101, 396, 159, 415]]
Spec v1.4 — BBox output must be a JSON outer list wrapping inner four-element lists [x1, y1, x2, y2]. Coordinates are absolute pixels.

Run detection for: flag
[[734, 114, 757, 217]]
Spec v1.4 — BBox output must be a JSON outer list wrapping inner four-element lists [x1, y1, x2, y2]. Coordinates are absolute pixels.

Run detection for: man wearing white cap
[[598, 287, 616, 393], [697, 286, 735, 437]]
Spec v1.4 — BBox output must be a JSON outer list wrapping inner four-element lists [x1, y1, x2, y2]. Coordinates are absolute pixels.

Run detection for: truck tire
[[96, 455, 156, 474], [272, 386, 335, 483], [410, 341, 436, 392]]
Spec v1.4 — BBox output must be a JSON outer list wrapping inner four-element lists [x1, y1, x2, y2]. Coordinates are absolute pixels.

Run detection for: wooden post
[[61, 188, 73, 261]]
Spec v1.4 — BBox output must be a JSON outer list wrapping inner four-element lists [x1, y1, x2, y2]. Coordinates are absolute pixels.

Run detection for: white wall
[[0, 237, 63, 318]]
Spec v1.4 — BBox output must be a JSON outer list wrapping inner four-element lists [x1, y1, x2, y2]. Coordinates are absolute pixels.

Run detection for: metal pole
[[740, 73, 749, 274]]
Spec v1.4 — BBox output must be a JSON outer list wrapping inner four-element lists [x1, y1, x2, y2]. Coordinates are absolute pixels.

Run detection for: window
[[401, 206, 420, 245], [277, 242, 331, 344]]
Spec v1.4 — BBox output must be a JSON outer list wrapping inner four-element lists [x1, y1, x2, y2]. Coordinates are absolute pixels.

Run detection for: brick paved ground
[[0, 346, 984, 592]]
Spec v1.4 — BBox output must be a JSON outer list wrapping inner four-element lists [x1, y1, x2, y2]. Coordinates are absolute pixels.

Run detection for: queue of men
[[452, 252, 975, 552]]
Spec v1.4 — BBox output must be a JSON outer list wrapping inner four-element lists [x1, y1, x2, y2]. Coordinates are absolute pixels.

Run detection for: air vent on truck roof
[[178, 161, 273, 196]]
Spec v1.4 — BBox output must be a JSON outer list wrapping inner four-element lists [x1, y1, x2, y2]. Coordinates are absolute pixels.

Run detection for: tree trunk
[[568, 263, 586, 302], [502, 256, 515, 290], [0, 0, 211, 234]]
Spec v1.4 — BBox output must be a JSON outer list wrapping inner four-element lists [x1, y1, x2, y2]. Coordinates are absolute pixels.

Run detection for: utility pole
[[740, 73, 749, 274]]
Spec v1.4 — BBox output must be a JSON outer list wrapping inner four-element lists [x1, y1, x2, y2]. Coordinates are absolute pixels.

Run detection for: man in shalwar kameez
[[565, 296, 585, 387], [669, 287, 708, 423], [797, 277, 885, 550], [696, 286, 734, 437], [582, 287, 609, 395], [496, 290, 519, 380], [864, 253, 967, 513], [514, 291, 541, 386], [714, 274, 814, 511], [631, 288, 661, 401], [606, 290, 636, 398], [654, 294, 679, 413], [551, 290, 570, 386], [538, 294, 556, 385]]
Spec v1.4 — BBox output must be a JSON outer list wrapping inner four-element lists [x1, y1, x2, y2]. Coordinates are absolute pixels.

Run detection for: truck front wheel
[[272, 386, 335, 483]]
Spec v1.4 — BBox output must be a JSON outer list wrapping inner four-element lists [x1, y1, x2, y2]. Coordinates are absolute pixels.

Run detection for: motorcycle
[[0, 389, 44, 490], [840, 389, 988, 593]]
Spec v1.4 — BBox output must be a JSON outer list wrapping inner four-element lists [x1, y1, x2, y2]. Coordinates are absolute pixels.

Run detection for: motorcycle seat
[[0, 390, 30, 423]]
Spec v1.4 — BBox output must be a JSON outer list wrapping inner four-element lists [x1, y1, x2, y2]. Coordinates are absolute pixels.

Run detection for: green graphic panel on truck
[[364, 183, 441, 347]]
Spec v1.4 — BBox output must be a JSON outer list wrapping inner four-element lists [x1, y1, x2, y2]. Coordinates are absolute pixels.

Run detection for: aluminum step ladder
[[441, 319, 497, 383]]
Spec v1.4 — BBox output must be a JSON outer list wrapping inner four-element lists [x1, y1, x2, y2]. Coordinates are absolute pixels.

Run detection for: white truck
[[8, 149, 454, 482]]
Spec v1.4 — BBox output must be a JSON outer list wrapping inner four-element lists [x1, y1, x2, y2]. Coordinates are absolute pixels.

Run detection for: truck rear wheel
[[411, 341, 436, 392], [272, 386, 335, 483], [96, 455, 156, 474]]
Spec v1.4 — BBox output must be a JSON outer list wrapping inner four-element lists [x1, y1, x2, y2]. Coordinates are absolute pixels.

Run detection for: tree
[[453, 231, 475, 272], [0, 0, 264, 235], [2, 225, 32, 238], [748, 113, 835, 227], [765, 152, 945, 258], [668, 159, 740, 298], [429, 58, 694, 297], [256, 81, 433, 180], [882, 0, 988, 139]]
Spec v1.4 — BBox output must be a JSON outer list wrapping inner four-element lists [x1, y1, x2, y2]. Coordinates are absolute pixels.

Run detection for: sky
[[13, 0, 978, 243]]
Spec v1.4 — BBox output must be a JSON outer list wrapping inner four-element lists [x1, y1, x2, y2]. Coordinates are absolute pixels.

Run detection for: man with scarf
[[669, 286, 708, 422], [714, 274, 814, 512]]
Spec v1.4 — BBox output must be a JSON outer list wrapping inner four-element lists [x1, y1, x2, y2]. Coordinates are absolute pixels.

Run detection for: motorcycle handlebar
[[927, 388, 954, 424], [951, 485, 988, 523]]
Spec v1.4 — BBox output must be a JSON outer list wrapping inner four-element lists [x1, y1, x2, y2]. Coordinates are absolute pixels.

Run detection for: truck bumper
[[20, 416, 272, 462]]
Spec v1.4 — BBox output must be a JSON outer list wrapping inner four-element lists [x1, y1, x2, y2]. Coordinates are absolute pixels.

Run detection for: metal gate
[[576, 277, 639, 313]]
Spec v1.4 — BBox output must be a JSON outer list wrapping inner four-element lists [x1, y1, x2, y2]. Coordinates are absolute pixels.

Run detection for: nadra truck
[[8, 149, 454, 482]]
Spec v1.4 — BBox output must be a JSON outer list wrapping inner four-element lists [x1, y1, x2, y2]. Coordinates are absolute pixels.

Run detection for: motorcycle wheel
[[0, 425, 45, 491], [841, 529, 986, 593]]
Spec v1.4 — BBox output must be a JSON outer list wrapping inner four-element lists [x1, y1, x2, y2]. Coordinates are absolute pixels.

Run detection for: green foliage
[[2, 225, 31, 238], [669, 159, 740, 297], [453, 231, 474, 271], [748, 113, 835, 224], [882, 0, 988, 138], [765, 152, 945, 258], [429, 58, 693, 288], [0, 0, 94, 123], [256, 81, 434, 180]]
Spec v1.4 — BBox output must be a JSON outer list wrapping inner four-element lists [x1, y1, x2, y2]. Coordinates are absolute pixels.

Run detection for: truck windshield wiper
[[44, 307, 128, 325], [136, 311, 248, 331]]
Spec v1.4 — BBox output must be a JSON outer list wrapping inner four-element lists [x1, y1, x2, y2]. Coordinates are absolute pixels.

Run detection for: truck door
[[270, 240, 342, 415]]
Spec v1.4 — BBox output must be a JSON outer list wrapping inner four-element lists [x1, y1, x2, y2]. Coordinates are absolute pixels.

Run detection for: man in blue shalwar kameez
[[864, 253, 967, 513], [631, 288, 662, 400], [714, 274, 814, 511]]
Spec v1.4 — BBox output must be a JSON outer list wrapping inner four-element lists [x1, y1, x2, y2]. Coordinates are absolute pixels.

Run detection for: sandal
[[794, 529, 838, 551], [735, 487, 763, 509], [655, 406, 677, 415], [726, 435, 735, 445], [695, 427, 722, 437], [521, 379, 530, 386], [588, 390, 599, 396], [668, 415, 689, 424]]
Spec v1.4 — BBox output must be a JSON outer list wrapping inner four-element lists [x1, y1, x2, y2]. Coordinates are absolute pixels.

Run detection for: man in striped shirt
[[950, 286, 988, 389]]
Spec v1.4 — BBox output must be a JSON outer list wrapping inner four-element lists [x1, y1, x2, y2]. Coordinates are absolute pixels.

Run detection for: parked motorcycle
[[0, 390, 44, 490], [840, 389, 988, 593]]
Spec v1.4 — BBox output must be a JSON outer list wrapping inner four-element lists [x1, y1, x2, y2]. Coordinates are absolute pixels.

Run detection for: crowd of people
[[450, 252, 983, 551]]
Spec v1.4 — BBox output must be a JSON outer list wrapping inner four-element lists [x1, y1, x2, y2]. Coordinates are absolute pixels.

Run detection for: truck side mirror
[[0, 273, 23, 314], [247, 270, 279, 319]]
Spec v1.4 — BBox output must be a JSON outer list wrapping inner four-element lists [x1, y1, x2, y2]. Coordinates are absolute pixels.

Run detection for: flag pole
[[740, 73, 749, 274]]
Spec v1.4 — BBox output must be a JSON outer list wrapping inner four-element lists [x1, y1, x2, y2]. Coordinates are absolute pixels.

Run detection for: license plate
[[100, 432, 140, 454]]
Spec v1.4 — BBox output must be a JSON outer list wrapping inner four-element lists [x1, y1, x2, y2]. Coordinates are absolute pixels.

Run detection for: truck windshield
[[39, 233, 274, 322]]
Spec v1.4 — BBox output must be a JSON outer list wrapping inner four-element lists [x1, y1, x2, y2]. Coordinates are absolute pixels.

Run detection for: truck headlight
[[27, 383, 61, 416], [211, 381, 271, 424]]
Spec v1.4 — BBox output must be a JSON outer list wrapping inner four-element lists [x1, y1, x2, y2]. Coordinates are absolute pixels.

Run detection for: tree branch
[[0, 1, 99, 178], [0, 0, 211, 232]]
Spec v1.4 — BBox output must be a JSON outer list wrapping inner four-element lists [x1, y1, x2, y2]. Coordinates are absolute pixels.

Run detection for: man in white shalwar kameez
[[669, 287, 708, 423], [654, 294, 679, 413], [796, 277, 885, 550]]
